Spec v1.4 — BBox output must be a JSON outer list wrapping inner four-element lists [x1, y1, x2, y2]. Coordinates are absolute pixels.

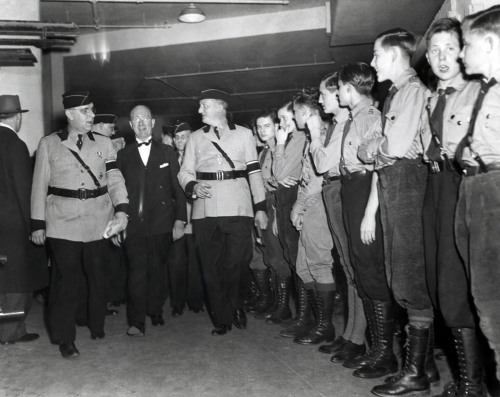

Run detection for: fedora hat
[[0, 95, 29, 115]]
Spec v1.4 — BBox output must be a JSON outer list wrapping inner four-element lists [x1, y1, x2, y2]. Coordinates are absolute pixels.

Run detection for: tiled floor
[[0, 301, 458, 397]]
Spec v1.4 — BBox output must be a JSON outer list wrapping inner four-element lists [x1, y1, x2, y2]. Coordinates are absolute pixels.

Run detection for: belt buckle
[[430, 161, 440, 174], [216, 170, 223, 181], [78, 188, 87, 201]]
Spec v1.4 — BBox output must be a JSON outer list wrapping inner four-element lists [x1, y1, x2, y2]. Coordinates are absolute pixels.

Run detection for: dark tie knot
[[348, 112, 353, 121], [481, 77, 497, 92], [438, 87, 456, 96], [137, 139, 152, 147]]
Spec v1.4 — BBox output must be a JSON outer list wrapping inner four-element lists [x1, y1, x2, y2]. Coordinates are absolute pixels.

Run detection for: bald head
[[129, 105, 155, 141]]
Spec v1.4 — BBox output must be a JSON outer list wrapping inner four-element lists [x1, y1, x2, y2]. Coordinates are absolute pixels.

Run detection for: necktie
[[76, 134, 83, 151], [214, 127, 220, 140], [259, 145, 269, 167], [339, 112, 353, 176], [382, 86, 398, 131], [426, 87, 456, 161], [137, 139, 152, 147], [323, 118, 338, 147], [456, 78, 497, 170]]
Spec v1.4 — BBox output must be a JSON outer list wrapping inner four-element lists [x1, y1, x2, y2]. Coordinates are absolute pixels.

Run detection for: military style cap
[[0, 95, 29, 114], [174, 122, 192, 134], [93, 114, 117, 124], [62, 90, 92, 109], [200, 89, 230, 103]]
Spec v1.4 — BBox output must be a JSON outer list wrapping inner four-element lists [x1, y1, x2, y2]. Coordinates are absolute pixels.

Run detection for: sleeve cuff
[[253, 200, 267, 213], [186, 181, 197, 198], [30, 219, 45, 233], [115, 203, 130, 216]]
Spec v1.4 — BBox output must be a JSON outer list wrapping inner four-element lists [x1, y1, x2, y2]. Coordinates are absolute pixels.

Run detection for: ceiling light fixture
[[178, 3, 206, 23]]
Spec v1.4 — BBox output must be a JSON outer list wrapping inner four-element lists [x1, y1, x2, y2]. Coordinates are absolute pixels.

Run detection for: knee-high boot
[[371, 324, 431, 396], [246, 269, 273, 314], [293, 287, 336, 345], [265, 276, 292, 324], [279, 278, 313, 338]]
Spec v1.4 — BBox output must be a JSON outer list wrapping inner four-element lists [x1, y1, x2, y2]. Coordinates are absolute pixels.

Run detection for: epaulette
[[90, 131, 108, 138]]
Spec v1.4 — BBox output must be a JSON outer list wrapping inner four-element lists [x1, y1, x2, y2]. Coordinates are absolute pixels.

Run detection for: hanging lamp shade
[[178, 4, 206, 23]]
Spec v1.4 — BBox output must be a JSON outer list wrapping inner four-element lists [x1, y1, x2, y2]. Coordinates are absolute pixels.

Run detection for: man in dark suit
[[117, 105, 187, 337], [0, 95, 48, 344]]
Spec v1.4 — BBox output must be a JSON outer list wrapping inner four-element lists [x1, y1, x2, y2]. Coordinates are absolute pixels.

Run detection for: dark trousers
[[167, 234, 205, 311], [341, 172, 391, 302], [124, 233, 173, 327], [377, 159, 433, 322], [48, 238, 107, 342], [193, 216, 253, 328], [423, 168, 476, 328], [104, 243, 126, 304], [456, 171, 500, 380], [275, 185, 299, 269], [0, 292, 32, 342]]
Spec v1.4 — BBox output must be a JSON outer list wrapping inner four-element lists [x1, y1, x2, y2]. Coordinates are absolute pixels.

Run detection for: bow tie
[[137, 140, 152, 147]]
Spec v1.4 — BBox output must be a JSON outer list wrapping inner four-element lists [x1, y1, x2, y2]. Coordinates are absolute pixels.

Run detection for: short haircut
[[338, 62, 375, 96], [278, 101, 294, 113], [0, 113, 16, 121], [466, 5, 500, 38], [320, 71, 339, 92], [426, 18, 462, 47], [293, 87, 321, 113], [214, 98, 228, 110], [376, 28, 417, 59], [255, 109, 279, 125]]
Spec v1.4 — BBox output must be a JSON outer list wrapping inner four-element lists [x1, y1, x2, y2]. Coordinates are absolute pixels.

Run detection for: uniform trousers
[[341, 172, 391, 302], [0, 292, 32, 342], [423, 167, 476, 328], [48, 238, 107, 342], [275, 185, 300, 269], [296, 194, 334, 285], [377, 158, 433, 322], [104, 243, 126, 304], [167, 234, 205, 311], [456, 170, 500, 379], [194, 216, 253, 328], [124, 233, 172, 327], [250, 192, 291, 278]]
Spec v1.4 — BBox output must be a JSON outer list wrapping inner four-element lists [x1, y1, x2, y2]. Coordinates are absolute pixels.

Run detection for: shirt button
[[81, 183, 85, 186], [457, 121, 463, 125], [451, 115, 455, 119], [486, 114, 491, 119]]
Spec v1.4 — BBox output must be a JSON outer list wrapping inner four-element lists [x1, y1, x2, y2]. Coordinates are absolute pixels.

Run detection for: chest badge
[[97, 151, 103, 158]]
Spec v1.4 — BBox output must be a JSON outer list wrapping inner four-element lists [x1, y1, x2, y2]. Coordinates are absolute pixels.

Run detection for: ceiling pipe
[[42, 0, 290, 4], [145, 61, 336, 80]]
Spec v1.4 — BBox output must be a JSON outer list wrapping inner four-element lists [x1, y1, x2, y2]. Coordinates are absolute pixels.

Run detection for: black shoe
[[150, 314, 165, 326], [59, 341, 80, 359], [233, 309, 247, 329], [91, 332, 105, 340], [0, 333, 40, 345], [172, 306, 184, 317], [211, 324, 232, 336], [105, 309, 118, 316], [330, 341, 365, 363], [319, 336, 347, 354]]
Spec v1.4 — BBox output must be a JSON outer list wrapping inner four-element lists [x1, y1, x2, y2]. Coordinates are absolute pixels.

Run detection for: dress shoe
[[150, 314, 165, 326], [211, 324, 232, 336], [330, 341, 365, 363], [59, 341, 80, 359], [172, 306, 184, 317], [319, 336, 347, 354], [91, 332, 105, 340], [105, 308, 118, 316], [233, 309, 247, 329], [0, 339, 15, 345], [127, 324, 145, 337]]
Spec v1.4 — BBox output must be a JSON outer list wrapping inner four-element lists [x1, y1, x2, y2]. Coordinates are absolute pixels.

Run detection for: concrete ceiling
[[40, 0, 445, 132]]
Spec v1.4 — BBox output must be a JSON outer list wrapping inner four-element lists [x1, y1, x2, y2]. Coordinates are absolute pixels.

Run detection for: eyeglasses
[[132, 115, 151, 123], [76, 106, 95, 115]]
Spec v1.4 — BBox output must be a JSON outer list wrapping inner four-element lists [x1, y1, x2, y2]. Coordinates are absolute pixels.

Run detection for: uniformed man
[[30, 91, 129, 359], [178, 89, 267, 336]]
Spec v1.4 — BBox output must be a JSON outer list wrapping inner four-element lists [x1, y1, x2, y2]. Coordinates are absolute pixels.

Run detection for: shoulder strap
[[67, 148, 101, 188], [211, 141, 235, 170], [426, 97, 444, 152]]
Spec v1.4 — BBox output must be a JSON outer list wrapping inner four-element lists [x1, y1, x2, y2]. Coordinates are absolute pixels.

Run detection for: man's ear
[[65, 109, 74, 120], [129, 121, 133, 129], [151, 118, 156, 128]]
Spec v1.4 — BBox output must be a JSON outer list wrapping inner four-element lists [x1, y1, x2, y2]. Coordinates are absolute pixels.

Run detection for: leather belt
[[196, 170, 247, 181], [428, 159, 462, 175], [340, 169, 369, 184], [48, 186, 108, 201], [463, 162, 500, 177], [322, 175, 341, 186]]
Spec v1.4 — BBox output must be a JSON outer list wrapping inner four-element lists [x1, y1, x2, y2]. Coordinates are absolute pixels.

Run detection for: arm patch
[[106, 160, 118, 172], [246, 160, 261, 175]]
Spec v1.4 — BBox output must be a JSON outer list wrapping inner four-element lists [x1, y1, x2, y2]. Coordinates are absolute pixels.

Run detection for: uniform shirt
[[310, 108, 350, 176], [359, 68, 427, 168], [460, 79, 500, 166], [259, 143, 277, 193], [177, 149, 193, 234], [177, 122, 266, 220], [293, 152, 323, 214], [420, 76, 481, 161], [31, 128, 129, 242], [344, 98, 381, 172], [272, 129, 307, 182]]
